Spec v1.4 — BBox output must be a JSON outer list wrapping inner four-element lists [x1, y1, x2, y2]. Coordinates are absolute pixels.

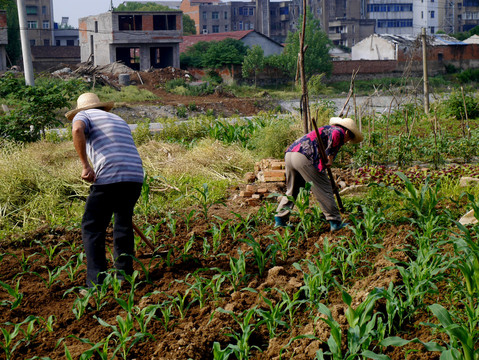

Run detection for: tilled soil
[[0, 179, 449, 360]]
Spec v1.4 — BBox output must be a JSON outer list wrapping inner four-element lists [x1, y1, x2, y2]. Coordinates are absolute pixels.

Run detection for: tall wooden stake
[[299, 0, 309, 134], [422, 28, 429, 115], [16, 0, 34, 86]]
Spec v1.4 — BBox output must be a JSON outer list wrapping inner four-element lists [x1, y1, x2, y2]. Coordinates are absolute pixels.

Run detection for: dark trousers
[[82, 182, 142, 288]]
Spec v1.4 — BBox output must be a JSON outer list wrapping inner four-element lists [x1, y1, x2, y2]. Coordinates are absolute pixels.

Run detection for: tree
[[242, 45, 264, 87], [282, 11, 332, 80], [183, 14, 196, 35], [1, 0, 21, 66], [114, 1, 195, 35], [202, 38, 248, 69], [180, 41, 212, 68]]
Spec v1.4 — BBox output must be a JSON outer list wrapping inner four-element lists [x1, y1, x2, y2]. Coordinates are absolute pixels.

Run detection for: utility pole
[[16, 0, 34, 86], [422, 27, 429, 115]]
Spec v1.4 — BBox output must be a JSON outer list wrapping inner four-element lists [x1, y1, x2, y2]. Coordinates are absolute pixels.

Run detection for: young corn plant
[[207, 217, 230, 253], [179, 209, 197, 233], [13, 251, 38, 273], [62, 253, 86, 282], [166, 211, 177, 238], [360, 205, 387, 242], [276, 288, 306, 328], [184, 272, 212, 309], [227, 249, 247, 292], [168, 290, 191, 320], [267, 228, 296, 262], [255, 293, 288, 338], [0, 321, 25, 360], [71, 288, 94, 320], [241, 234, 276, 277], [216, 307, 263, 360], [314, 289, 385, 360], [95, 313, 149, 360], [40, 265, 65, 288], [157, 300, 175, 331], [189, 183, 225, 220], [0, 279, 23, 310], [294, 239, 338, 305]]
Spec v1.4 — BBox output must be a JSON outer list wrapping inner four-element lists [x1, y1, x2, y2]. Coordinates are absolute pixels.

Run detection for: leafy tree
[[180, 41, 212, 68], [282, 11, 332, 80], [0, 0, 21, 66], [114, 1, 195, 35], [183, 14, 196, 35], [0, 74, 87, 142], [242, 45, 264, 86], [202, 38, 248, 69]]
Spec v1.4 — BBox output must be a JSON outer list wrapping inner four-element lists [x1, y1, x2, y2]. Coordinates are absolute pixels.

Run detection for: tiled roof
[[180, 30, 254, 52]]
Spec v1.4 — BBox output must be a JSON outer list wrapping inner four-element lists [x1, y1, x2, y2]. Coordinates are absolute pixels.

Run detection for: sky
[[52, 0, 125, 27]]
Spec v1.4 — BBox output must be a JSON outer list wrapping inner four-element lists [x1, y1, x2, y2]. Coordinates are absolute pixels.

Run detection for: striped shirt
[[286, 125, 345, 172], [73, 109, 144, 185]]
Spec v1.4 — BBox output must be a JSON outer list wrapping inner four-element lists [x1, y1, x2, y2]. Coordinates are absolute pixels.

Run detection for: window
[[431, 26, 435, 33], [202, 11, 207, 20], [43, 20, 50, 29], [153, 15, 177, 30], [224, 11, 228, 19], [239, 21, 243, 30], [67, 39, 74, 46], [367, 3, 413, 12], [56, 40, 60, 46], [26, 6, 37, 15], [280, 7, 289, 15], [27, 21, 38, 29], [233, 23, 237, 30], [202, 25, 207, 33], [212, 25, 219, 33], [249, 8, 254, 15], [225, 25, 228, 31], [30, 39, 36, 46], [431, 11, 435, 18], [421, 11, 424, 19], [116, 47, 140, 71], [270, 9, 276, 16], [42, 6, 47, 15], [233, 8, 236, 16], [95, 21, 98, 33], [43, 39, 49, 45], [212, 11, 219, 19], [118, 15, 142, 31]]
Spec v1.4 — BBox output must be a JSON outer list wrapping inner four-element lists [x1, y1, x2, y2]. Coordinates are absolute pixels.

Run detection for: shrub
[[438, 91, 479, 120]]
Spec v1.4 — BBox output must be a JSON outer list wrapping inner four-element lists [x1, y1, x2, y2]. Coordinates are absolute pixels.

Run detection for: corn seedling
[[294, 239, 337, 305], [334, 244, 359, 284], [95, 313, 149, 359], [189, 183, 225, 220], [130, 255, 157, 284], [0, 318, 31, 360], [212, 341, 233, 360], [231, 212, 257, 236], [202, 236, 211, 256], [241, 234, 276, 277], [72, 289, 93, 319], [168, 290, 191, 319], [63, 253, 86, 282], [255, 293, 288, 338], [66, 335, 111, 360], [392, 172, 442, 225], [0, 279, 23, 310], [360, 205, 387, 241], [216, 307, 263, 360], [184, 273, 211, 308], [267, 228, 296, 262], [41, 315, 56, 333], [207, 216, 230, 253], [13, 251, 38, 273], [155, 300, 175, 331], [180, 209, 197, 232], [314, 290, 384, 360], [91, 276, 113, 311], [41, 265, 65, 288], [133, 304, 159, 335], [227, 249, 247, 292], [166, 211, 177, 237], [276, 288, 306, 328], [182, 233, 196, 261], [35, 241, 63, 262]]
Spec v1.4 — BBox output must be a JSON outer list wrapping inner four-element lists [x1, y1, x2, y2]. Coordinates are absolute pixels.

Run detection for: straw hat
[[329, 117, 364, 144], [65, 93, 114, 120]]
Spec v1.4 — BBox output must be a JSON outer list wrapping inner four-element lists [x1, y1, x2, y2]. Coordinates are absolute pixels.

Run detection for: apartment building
[[463, 0, 479, 31], [25, 0, 54, 46], [78, 11, 183, 70]]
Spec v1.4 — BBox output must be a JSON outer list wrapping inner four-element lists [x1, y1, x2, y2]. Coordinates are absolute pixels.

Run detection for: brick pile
[[239, 184, 272, 206], [244, 158, 286, 183]]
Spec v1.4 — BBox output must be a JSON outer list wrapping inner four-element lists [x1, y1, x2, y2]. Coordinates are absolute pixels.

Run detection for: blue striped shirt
[[73, 109, 144, 185]]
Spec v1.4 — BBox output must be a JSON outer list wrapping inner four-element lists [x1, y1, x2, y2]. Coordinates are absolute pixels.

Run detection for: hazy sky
[[52, 0, 125, 27]]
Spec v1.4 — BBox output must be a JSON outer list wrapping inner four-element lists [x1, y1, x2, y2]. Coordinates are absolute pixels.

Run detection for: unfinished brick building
[[79, 11, 183, 71]]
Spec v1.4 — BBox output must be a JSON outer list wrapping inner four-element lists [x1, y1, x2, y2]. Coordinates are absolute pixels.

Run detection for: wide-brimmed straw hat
[[329, 117, 364, 144], [65, 93, 114, 120]]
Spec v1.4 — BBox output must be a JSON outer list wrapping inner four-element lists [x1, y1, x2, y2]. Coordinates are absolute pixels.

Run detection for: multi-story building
[[78, 11, 183, 70], [462, 0, 479, 31], [25, 0, 54, 46], [181, 0, 290, 43]]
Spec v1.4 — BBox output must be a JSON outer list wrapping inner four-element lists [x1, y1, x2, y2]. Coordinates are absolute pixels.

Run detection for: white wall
[[352, 35, 396, 60]]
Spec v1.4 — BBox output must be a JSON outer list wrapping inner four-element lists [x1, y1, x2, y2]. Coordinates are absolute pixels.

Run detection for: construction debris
[[254, 158, 286, 183]]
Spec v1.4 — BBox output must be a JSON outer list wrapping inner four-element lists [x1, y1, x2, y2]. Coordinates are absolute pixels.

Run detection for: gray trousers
[[276, 152, 341, 222]]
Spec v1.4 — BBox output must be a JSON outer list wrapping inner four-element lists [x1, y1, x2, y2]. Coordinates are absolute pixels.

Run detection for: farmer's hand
[[325, 155, 334, 168], [81, 165, 96, 183]]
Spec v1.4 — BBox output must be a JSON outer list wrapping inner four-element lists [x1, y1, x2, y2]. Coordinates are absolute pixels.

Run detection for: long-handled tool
[[310, 117, 345, 213], [132, 222, 156, 252]]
